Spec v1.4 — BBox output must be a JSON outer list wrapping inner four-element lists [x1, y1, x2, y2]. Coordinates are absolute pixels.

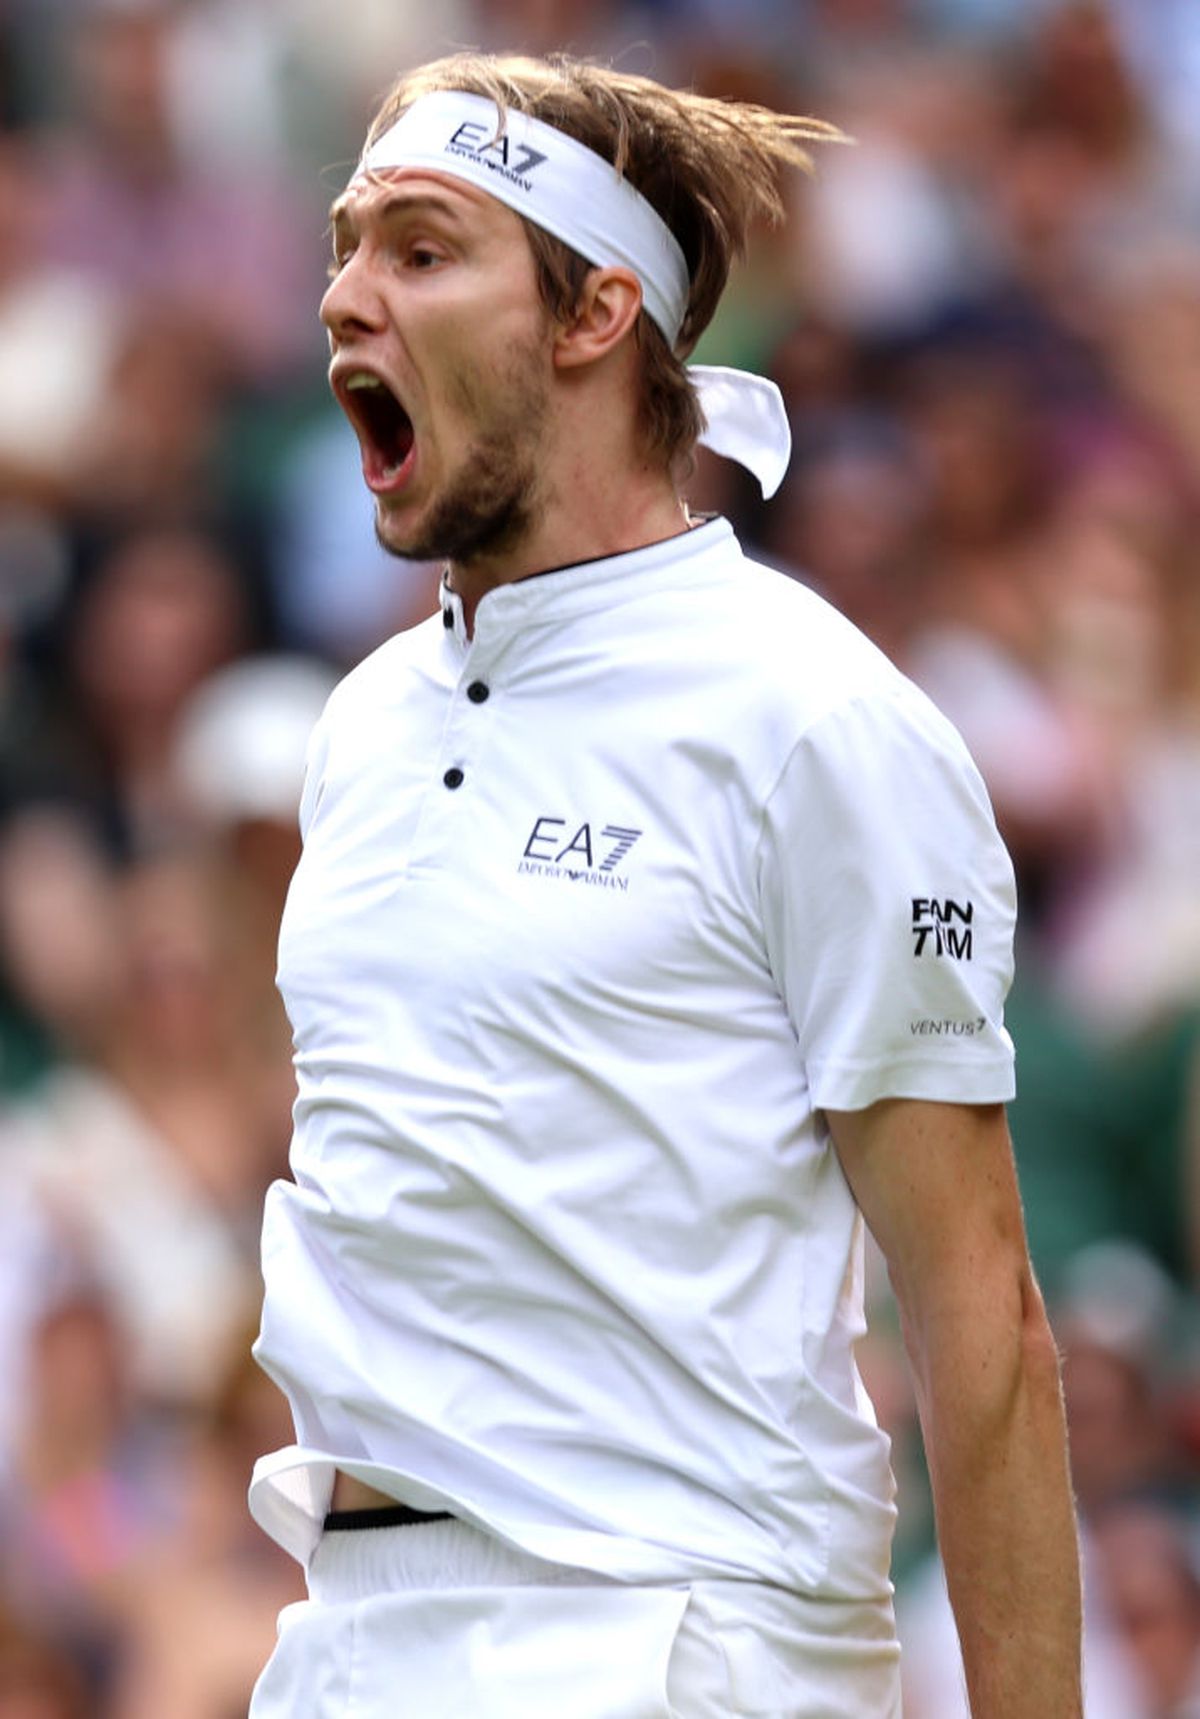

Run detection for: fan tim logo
[[446, 121, 548, 190], [519, 817, 642, 893], [912, 897, 974, 959]]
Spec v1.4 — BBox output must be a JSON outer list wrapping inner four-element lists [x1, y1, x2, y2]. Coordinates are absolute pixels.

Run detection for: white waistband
[[308, 1516, 621, 1604]]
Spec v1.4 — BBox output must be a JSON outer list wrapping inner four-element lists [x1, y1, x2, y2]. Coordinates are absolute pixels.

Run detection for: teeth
[[345, 372, 385, 391]]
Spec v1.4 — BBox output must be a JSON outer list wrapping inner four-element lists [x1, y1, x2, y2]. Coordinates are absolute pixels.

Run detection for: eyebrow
[[328, 188, 474, 243]]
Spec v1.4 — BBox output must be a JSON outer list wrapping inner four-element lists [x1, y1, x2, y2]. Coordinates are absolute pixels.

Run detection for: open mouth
[[341, 372, 416, 490]]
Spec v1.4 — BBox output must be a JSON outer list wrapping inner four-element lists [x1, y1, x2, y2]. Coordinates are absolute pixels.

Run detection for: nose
[[320, 250, 387, 343]]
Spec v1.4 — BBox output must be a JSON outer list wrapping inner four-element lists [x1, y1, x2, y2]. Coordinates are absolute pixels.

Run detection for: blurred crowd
[[0, 0, 1197, 1714]]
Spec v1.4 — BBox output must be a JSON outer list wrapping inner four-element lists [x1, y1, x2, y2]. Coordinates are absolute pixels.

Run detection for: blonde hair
[[366, 53, 845, 469]]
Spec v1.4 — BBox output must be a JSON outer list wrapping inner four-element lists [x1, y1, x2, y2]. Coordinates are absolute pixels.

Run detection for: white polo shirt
[[250, 518, 1016, 1599]]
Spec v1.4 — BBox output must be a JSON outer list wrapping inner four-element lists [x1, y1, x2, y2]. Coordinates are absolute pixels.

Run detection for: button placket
[[437, 652, 498, 794]]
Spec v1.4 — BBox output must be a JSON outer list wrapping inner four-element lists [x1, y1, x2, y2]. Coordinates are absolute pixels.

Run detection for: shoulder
[[686, 535, 907, 709], [295, 613, 443, 833], [316, 611, 445, 730], [692, 542, 969, 785]]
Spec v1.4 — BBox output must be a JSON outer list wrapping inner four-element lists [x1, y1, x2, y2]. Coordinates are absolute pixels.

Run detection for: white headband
[[354, 91, 792, 498]]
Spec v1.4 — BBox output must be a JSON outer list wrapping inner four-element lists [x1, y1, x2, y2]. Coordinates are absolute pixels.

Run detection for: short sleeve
[[757, 684, 1017, 1111]]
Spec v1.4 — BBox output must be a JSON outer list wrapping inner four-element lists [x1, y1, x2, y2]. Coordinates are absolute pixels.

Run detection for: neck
[[447, 460, 690, 635]]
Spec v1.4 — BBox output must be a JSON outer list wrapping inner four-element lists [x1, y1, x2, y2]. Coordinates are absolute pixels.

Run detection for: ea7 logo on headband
[[446, 121, 548, 187]]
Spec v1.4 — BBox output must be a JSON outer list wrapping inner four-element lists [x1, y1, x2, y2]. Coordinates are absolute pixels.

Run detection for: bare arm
[[827, 1098, 1082, 1719]]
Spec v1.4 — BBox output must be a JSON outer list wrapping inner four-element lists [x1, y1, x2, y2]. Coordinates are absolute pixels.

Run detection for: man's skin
[[323, 168, 686, 627], [318, 157, 1083, 1719], [830, 1100, 1081, 1717]]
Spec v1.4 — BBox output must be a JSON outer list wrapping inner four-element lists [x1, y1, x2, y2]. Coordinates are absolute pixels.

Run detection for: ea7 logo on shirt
[[446, 121, 548, 190], [912, 897, 974, 959], [519, 817, 642, 892]]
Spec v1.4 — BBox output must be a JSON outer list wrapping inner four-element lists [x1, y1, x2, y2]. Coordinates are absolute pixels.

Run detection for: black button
[[442, 767, 464, 790], [466, 681, 490, 704], [442, 606, 454, 629]]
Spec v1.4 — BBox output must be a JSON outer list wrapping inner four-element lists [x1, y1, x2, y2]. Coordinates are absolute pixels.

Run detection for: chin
[[373, 504, 425, 563]]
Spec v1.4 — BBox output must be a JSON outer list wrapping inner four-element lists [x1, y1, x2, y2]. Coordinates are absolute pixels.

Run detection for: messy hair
[[365, 53, 845, 473]]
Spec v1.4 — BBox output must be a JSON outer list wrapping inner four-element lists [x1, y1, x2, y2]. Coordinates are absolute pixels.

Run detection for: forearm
[[825, 1100, 1083, 1715], [909, 1273, 1082, 1719]]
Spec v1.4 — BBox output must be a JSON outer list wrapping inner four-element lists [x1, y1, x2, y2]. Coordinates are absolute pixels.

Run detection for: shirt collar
[[438, 517, 736, 650]]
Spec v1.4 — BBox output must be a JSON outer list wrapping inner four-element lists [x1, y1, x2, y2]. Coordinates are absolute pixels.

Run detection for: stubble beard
[[374, 340, 549, 569]]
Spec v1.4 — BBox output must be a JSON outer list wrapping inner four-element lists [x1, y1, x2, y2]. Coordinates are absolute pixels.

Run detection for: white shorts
[[249, 1516, 902, 1718]]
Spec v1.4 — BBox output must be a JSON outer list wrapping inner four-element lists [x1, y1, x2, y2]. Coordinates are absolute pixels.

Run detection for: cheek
[[443, 328, 551, 433], [445, 352, 488, 419], [411, 261, 554, 432]]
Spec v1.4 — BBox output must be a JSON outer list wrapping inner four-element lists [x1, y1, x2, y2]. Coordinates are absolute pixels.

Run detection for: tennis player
[[248, 52, 1082, 1718]]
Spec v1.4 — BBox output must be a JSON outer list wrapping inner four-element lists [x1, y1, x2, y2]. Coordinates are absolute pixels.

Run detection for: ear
[[553, 267, 643, 372]]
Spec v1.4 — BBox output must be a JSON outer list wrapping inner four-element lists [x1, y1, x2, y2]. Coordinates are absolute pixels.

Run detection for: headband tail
[[690, 366, 792, 500]]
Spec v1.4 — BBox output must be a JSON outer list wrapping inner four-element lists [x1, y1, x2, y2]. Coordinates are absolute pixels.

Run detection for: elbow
[[899, 1253, 1064, 1437], [1018, 1266, 1066, 1398]]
